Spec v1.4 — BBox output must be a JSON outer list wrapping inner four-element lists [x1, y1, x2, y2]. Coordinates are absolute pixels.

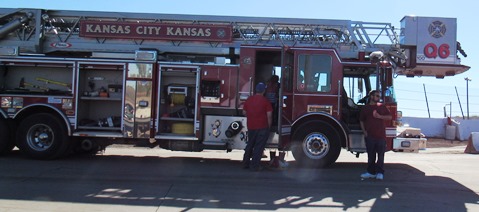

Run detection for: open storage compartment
[[0, 61, 74, 96], [157, 65, 198, 138], [76, 63, 124, 131]]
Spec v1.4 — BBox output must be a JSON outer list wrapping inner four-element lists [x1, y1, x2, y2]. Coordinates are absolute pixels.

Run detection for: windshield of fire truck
[[343, 76, 368, 105], [343, 75, 396, 104]]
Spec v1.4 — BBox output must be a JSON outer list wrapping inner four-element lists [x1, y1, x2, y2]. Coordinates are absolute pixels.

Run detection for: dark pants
[[271, 102, 278, 129], [365, 137, 386, 174], [242, 128, 269, 169]]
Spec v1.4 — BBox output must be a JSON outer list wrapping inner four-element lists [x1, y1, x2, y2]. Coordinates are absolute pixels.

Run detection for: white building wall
[[401, 117, 479, 141]]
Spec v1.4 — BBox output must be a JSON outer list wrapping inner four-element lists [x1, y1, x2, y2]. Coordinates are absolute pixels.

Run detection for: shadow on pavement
[[0, 150, 477, 211]]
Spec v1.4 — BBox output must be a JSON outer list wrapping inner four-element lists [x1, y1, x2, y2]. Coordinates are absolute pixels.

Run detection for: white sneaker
[[376, 173, 384, 180], [360, 172, 376, 179]]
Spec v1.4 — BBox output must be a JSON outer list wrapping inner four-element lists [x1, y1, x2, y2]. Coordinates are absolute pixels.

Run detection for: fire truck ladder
[[0, 8, 402, 60]]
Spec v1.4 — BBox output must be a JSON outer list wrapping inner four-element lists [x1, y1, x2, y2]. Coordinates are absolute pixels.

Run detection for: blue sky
[[1, 0, 477, 118]]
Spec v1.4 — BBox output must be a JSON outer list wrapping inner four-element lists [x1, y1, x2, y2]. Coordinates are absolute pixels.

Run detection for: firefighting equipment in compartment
[[169, 107, 193, 118], [36, 77, 71, 91], [167, 86, 188, 106], [79, 116, 121, 127], [165, 85, 194, 118], [98, 116, 121, 127], [171, 122, 194, 135], [19, 77, 49, 91], [19, 77, 72, 92], [171, 93, 185, 105]]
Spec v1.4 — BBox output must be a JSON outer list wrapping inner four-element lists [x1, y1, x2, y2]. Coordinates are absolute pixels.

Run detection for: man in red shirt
[[242, 82, 273, 171], [359, 90, 392, 180]]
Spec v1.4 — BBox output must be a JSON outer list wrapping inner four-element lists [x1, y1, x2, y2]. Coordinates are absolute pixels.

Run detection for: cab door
[[291, 49, 342, 120], [278, 48, 294, 147]]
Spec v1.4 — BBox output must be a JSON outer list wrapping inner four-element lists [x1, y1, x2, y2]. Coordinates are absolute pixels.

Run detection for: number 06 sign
[[424, 43, 450, 59]]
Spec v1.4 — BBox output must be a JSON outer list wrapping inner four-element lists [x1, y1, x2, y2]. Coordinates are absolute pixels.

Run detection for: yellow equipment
[[36, 77, 71, 91]]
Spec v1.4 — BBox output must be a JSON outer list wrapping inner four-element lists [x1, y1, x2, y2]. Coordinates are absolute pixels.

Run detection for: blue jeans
[[242, 128, 269, 169], [365, 137, 386, 174]]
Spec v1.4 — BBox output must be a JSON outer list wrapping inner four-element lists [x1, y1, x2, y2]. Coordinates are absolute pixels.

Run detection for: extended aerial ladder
[[0, 8, 469, 77], [0, 7, 471, 163]]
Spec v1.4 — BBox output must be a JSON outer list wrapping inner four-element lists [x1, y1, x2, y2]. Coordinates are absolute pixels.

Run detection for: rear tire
[[0, 118, 14, 155], [291, 120, 341, 168], [16, 113, 70, 160]]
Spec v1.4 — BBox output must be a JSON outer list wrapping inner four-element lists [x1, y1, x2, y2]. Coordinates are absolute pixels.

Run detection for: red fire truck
[[0, 8, 469, 167]]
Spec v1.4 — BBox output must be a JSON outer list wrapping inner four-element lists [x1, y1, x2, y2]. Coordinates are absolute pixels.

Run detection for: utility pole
[[455, 86, 464, 119], [465, 77, 471, 119], [423, 84, 431, 118]]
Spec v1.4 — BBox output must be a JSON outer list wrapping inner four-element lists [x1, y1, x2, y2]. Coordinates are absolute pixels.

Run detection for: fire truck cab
[[0, 8, 469, 167]]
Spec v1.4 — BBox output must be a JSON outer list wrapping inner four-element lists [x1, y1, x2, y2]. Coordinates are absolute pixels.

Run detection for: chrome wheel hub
[[27, 124, 54, 151], [303, 133, 330, 159]]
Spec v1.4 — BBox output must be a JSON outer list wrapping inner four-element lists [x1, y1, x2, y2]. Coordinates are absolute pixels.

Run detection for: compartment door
[[123, 62, 154, 139]]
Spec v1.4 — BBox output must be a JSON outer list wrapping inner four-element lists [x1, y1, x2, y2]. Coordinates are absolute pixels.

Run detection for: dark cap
[[255, 82, 266, 93]]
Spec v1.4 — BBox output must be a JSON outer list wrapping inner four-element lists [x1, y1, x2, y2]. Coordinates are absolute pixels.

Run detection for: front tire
[[16, 113, 70, 159], [291, 121, 341, 168], [0, 118, 15, 155]]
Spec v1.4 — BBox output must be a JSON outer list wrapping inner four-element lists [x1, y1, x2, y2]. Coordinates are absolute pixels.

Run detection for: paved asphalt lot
[[0, 144, 478, 211]]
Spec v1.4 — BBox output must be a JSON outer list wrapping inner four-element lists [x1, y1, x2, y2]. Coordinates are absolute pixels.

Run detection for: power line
[[399, 97, 479, 105], [398, 107, 479, 114], [395, 88, 479, 98], [398, 104, 479, 112], [398, 106, 479, 117]]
